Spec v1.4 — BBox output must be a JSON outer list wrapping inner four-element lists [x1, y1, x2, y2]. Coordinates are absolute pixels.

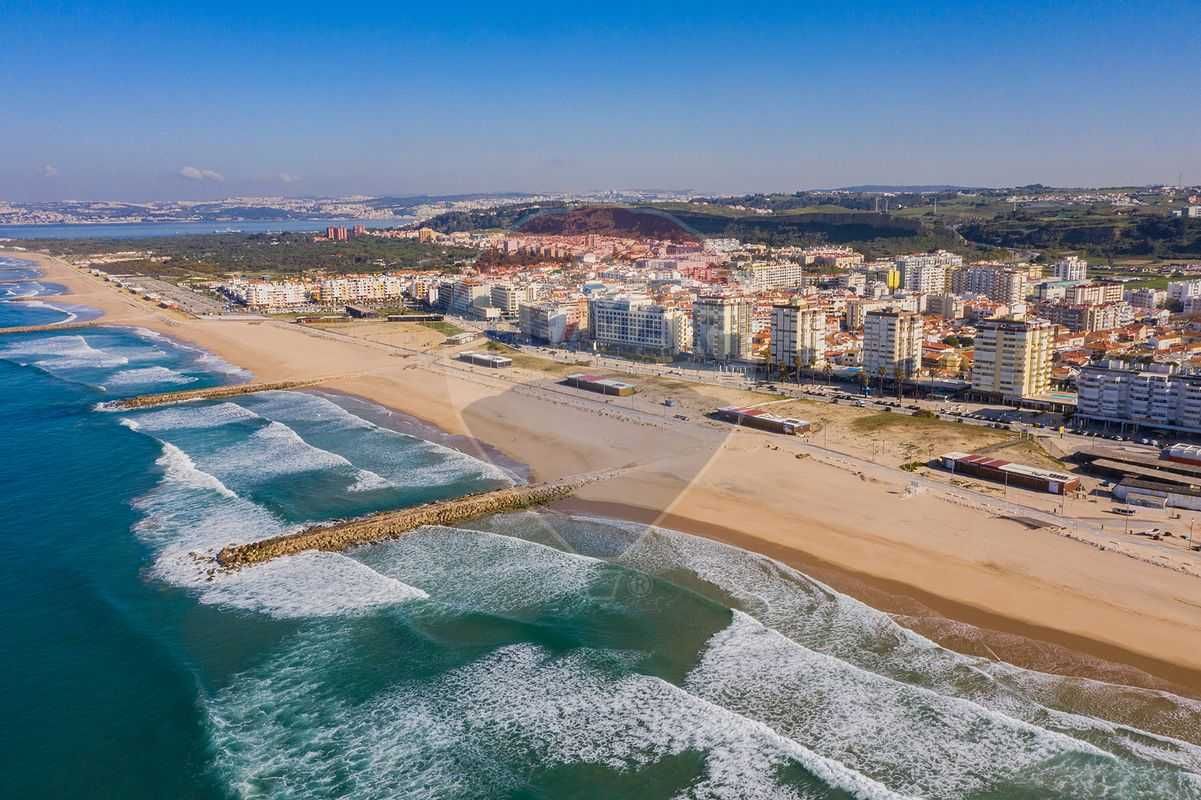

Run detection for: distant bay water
[[0, 218, 411, 240]]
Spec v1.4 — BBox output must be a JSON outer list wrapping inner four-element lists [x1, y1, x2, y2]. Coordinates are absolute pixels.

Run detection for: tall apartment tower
[[863, 309, 923, 380], [692, 296, 753, 361], [1051, 256, 1087, 282], [770, 303, 826, 372], [951, 265, 1029, 305], [970, 318, 1053, 401]]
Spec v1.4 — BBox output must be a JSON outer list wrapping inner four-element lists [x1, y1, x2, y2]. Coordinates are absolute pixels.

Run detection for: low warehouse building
[[1113, 478, 1199, 510], [939, 452, 1080, 494], [458, 351, 512, 368], [715, 406, 810, 435], [563, 373, 636, 396]]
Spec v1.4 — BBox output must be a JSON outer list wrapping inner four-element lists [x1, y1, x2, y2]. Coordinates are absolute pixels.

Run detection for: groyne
[[216, 474, 602, 568], [106, 379, 329, 410], [0, 320, 103, 335]]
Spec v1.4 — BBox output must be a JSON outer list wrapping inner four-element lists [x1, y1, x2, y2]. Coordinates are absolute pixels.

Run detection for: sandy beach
[[12, 247, 1201, 696]]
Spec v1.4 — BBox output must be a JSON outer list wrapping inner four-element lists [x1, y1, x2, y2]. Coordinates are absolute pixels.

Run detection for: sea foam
[[208, 636, 908, 800]]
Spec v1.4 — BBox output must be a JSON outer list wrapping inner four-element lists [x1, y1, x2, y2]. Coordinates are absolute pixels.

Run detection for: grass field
[[420, 320, 464, 337], [850, 412, 964, 434]]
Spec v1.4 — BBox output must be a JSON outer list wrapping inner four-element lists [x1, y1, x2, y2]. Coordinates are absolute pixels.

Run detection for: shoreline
[[9, 245, 1201, 699], [557, 497, 1201, 696]]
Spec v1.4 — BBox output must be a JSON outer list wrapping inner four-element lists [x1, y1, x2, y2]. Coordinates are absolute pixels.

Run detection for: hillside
[[961, 212, 1201, 259], [516, 206, 700, 241]]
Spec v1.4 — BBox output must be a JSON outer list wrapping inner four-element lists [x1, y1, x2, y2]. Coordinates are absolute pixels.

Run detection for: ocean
[[0, 219, 408, 240], [2, 254, 1201, 799]]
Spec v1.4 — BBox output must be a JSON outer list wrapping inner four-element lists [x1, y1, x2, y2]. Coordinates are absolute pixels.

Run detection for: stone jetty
[[107, 379, 327, 410], [0, 320, 103, 336], [216, 475, 601, 568]]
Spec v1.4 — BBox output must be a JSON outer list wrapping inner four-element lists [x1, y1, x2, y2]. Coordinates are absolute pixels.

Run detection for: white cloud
[[278, 172, 302, 183], [42, 164, 59, 177], [179, 165, 225, 182]]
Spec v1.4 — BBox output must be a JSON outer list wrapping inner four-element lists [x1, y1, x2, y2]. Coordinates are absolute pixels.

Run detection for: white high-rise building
[[734, 261, 804, 290], [951, 266, 1029, 305], [1168, 279, 1201, 305], [518, 301, 584, 345], [896, 251, 962, 294], [897, 254, 955, 294], [1051, 256, 1087, 281], [863, 309, 923, 380], [448, 279, 491, 316], [769, 303, 826, 371], [1077, 361, 1201, 433], [692, 296, 753, 361], [588, 295, 687, 355], [490, 283, 538, 317]]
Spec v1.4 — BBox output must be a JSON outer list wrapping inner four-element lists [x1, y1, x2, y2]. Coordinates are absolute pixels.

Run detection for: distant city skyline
[[3, 0, 1199, 201]]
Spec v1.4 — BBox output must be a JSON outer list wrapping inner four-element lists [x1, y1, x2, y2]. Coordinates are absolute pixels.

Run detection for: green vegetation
[[420, 320, 464, 337], [420, 204, 547, 233], [27, 232, 478, 278], [852, 411, 971, 434], [419, 198, 990, 258], [961, 207, 1201, 260], [648, 207, 975, 257], [509, 354, 578, 374]]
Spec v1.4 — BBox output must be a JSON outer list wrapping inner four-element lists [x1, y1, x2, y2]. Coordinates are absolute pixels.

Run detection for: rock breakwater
[[216, 475, 601, 568], [106, 379, 326, 410], [0, 321, 102, 336]]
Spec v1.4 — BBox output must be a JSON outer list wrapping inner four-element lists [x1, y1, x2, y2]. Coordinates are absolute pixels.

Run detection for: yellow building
[[970, 318, 1053, 400]]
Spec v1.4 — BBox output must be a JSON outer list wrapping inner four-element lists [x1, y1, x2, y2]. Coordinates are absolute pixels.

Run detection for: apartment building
[[1127, 287, 1166, 310], [734, 261, 804, 290], [897, 251, 960, 294], [518, 301, 584, 345], [846, 297, 903, 330], [926, 293, 965, 320], [970, 318, 1053, 401], [863, 309, 923, 380], [316, 274, 405, 304], [769, 303, 826, 371], [1077, 360, 1201, 433], [950, 265, 1029, 305], [1169, 279, 1201, 305], [1051, 256, 1087, 281], [222, 279, 309, 309], [1067, 282, 1123, 305], [588, 295, 687, 355], [445, 279, 491, 316], [838, 272, 868, 295], [490, 283, 538, 318], [1037, 300, 1133, 332], [692, 296, 753, 361]]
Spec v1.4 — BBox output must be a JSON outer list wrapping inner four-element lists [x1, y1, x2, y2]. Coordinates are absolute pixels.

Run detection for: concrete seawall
[[216, 475, 600, 568], [106, 379, 327, 410]]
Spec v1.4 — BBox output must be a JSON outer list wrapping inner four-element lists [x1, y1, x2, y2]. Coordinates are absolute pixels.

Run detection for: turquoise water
[[3, 256, 1201, 798]]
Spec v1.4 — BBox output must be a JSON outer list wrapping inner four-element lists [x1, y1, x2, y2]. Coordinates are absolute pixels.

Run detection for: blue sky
[[2, 0, 1199, 200]]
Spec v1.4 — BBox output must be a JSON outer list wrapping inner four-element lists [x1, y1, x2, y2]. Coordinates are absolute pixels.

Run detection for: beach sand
[[14, 247, 1201, 696]]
